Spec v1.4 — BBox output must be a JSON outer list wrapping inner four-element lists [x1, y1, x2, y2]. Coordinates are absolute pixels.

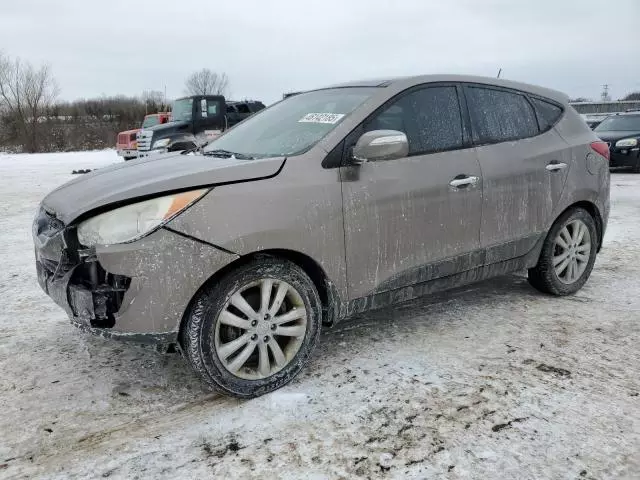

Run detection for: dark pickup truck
[[136, 96, 265, 157]]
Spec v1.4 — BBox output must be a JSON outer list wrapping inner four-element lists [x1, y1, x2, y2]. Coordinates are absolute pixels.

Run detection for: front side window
[[365, 86, 463, 155], [595, 115, 640, 132], [204, 87, 376, 158], [531, 97, 563, 132], [466, 87, 538, 143], [171, 98, 193, 122]]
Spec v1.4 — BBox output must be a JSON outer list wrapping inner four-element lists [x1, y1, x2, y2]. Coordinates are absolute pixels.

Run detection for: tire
[[528, 208, 598, 296], [632, 156, 640, 174], [182, 257, 322, 398]]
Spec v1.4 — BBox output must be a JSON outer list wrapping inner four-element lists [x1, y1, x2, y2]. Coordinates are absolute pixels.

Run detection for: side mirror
[[351, 130, 409, 164], [200, 99, 208, 118]]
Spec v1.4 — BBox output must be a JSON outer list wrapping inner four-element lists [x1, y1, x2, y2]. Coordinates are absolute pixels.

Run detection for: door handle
[[545, 161, 568, 171], [449, 175, 479, 188]]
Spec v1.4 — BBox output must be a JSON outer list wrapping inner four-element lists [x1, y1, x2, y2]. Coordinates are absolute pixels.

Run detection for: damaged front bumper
[[33, 207, 238, 351]]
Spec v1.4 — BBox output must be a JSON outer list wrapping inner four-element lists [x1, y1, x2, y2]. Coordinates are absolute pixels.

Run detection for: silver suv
[[33, 75, 610, 398]]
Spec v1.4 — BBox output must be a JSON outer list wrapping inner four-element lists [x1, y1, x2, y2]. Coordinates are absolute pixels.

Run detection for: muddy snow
[[0, 151, 638, 479]]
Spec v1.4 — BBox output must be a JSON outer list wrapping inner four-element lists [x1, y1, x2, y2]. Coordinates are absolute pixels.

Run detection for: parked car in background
[[594, 112, 640, 172], [116, 112, 170, 160], [136, 97, 265, 156], [581, 113, 610, 130], [33, 74, 609, 398]]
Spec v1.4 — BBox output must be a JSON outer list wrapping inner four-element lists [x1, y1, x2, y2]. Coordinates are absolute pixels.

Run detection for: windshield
[[203, 87, 376, 157], [595, 115, 640, 132], [141, 115, 160, 128], [171, 98, 193, 122]]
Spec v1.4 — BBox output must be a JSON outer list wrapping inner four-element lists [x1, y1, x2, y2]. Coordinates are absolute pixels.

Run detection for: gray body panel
[[476, 129, 570, 250], [96, 228, 238, 334], [168, 151, 349, 302], [42, 153, 284, 224], [340, 148, 482, 299], [33, 74, 609, 345]]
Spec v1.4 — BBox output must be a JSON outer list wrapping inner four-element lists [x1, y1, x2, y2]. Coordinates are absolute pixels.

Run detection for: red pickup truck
[[116, 112, 170, 160]]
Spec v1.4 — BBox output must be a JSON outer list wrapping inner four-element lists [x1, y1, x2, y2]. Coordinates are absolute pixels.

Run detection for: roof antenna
[[497, 68, 502, 79]]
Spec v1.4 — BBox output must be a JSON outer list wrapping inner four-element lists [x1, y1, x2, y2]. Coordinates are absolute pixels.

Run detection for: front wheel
[[528, 208, 598, 295], [182, 258, 322, 398]]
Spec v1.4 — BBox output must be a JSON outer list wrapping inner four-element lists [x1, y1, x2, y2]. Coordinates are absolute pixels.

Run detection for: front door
[[341, 85, 483, 300], [463, 85, 570, 259]]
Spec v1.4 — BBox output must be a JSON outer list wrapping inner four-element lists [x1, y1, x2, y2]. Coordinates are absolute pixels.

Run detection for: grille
[[117, 133, 128, 145], [137, 130, 153, 151]]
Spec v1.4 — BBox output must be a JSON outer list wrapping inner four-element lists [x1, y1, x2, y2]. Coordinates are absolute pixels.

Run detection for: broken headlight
[[77, 189, 208, 247]]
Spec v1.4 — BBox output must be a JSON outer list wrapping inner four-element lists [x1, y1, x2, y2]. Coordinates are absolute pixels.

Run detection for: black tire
[[528, 208, 598, 295], [632, 155, 640, 174], [182, 257, 322, 398]]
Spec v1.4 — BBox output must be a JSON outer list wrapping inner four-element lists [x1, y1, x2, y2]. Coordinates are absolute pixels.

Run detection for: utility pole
[[601, 84, 611, 102], [497, 68, 502, 79]]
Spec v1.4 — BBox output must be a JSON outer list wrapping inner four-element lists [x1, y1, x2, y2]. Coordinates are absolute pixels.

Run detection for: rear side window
[[365, 86, 463, 155], [466, 87, 538, 144], [530, 97, 563, 132]]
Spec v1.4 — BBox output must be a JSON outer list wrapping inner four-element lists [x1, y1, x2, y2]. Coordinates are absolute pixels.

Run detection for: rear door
[[341, 84, 484, 299], [463, 85, 570, 260]]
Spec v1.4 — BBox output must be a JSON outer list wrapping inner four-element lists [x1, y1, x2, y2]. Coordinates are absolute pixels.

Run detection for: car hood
[[144, 120, 190, 135], [595, 130, 640, 142], [42, 153, 285, 224]]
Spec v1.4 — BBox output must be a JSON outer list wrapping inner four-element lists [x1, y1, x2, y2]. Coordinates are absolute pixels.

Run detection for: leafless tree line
[[0, 53, 59, 152], [1, 53, 231, 153]]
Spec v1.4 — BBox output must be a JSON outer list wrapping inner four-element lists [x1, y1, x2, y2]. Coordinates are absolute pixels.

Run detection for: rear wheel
[[182, 258, 322, 398], [528, 208, 598, 295]]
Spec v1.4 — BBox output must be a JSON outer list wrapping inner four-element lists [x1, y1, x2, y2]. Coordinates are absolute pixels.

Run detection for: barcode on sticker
[[298, 113, 345, 124]]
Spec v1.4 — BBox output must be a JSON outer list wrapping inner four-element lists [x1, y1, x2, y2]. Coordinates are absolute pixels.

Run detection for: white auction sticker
[[298, 113, 345, 124]]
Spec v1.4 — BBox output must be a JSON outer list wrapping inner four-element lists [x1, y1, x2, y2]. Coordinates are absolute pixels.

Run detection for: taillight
[[590, 141, 610, 161]]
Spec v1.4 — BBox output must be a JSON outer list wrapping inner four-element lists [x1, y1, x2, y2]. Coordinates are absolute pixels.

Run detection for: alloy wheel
[[213, 279, 308, 380], [552, 219, 592, 284]]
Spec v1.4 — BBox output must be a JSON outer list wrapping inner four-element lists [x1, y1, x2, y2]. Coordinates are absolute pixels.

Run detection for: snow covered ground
[[0, 151, 638, 479]]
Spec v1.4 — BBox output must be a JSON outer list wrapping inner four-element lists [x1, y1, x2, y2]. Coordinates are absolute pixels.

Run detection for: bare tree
[[141, 89, 167, 112], [0, 52, 59, 152], [623, 92, 640, 101], [184, 69, 229, 96]]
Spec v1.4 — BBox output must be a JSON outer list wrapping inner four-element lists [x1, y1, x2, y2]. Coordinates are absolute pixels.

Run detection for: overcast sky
[[1, 0, 639, 104]]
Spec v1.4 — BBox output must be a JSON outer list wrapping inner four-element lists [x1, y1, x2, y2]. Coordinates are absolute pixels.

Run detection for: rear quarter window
[[465, 86, 538, 144], [530, 97, 563, 132]]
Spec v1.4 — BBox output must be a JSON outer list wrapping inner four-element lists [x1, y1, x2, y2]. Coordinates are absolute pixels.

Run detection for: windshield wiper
[[203, 149, 254, 160]]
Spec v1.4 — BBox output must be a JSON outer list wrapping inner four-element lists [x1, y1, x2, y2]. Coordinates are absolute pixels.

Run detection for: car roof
[[321, 74, 568, 104]]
